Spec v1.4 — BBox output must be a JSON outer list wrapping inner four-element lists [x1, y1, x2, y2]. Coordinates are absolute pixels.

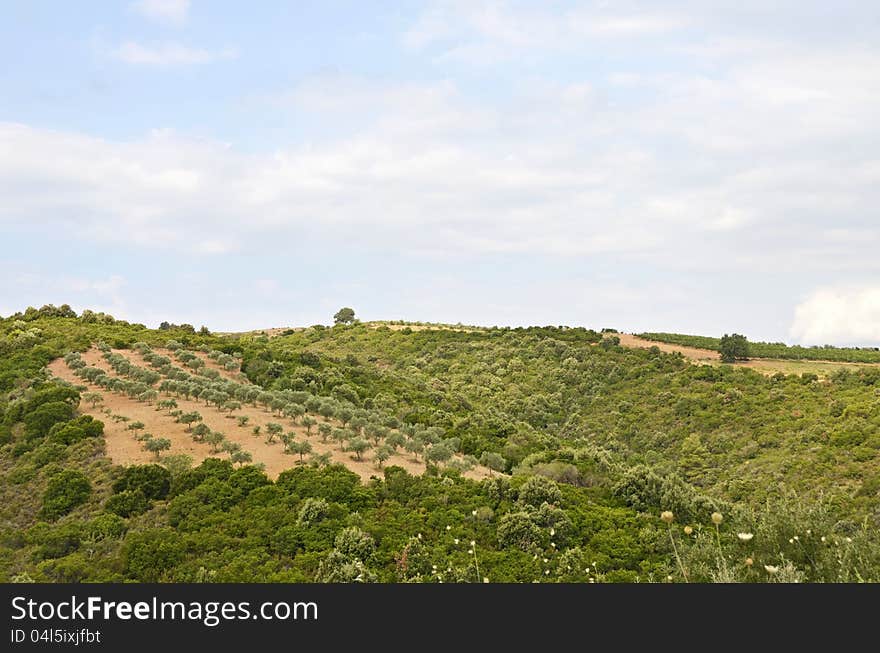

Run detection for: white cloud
[[790, 287, 880, 346], [132, 0, 191, 26], [113, 41, 237, 66], [2, 43, 880, 271], [195, 240, 235, 255], [403, 0, 688, 62]]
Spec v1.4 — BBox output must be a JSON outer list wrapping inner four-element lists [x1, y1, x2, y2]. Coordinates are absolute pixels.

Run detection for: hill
[[1, 306, 879, 583], [638, 332, 880, 364]]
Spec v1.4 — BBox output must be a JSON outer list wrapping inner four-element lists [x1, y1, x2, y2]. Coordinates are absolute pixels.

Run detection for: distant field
[[638, 332, 880, 364], [619, 333, 880, 377]]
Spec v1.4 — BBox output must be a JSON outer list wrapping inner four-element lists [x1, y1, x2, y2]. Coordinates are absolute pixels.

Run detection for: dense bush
[[40, 470, 91, 520], [112, 465, 171, 501]]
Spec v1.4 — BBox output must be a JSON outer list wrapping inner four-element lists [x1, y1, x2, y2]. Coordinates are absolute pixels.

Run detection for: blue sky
[[2, 1, 879, 344]]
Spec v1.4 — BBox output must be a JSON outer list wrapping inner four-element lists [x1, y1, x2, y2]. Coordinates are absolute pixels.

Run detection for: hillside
[[1, 306, 879, 583], [639, 332, 880, 364]]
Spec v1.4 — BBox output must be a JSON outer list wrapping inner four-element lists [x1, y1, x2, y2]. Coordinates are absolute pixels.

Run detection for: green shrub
[[105, 489, 151, 518], [112, 464, 171, 500], [40, 470, 91, 520], [24, 401, 75, 441]]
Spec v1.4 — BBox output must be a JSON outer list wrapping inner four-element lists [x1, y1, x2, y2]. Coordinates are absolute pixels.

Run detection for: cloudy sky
[[2, 1, 879, 344]]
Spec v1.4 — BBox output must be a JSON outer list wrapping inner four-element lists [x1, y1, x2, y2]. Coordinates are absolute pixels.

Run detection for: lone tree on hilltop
[[720, 333, 750, 363], [333, 307, 356, 325]]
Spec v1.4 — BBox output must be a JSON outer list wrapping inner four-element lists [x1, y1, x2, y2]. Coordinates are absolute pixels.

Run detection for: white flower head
[[765, 565, 779, 574], [737, 533, 754, 542]]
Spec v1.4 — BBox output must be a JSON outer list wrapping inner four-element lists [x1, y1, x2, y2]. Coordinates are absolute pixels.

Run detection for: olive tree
[[144, 437, 171, 459], [347, 437, 371, 461], [287, 440, 313, 462], [83, 392, 103, 408], [480, 451, 507, 476], [230, 450, 252, 466], [374, 444, 394, 468], [205, 431, 225, 453], [266, 422, 284, 443]]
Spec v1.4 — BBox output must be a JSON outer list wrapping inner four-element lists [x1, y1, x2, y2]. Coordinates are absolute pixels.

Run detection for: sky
[[1, 0, 879, 345]]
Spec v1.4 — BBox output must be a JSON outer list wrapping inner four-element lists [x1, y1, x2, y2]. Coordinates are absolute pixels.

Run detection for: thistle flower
[[683, 526, 693, 535], [550, 527, 555, 537], [711, 512, 723, 525], [470, 540, 476, 547], [737, 532, 754, 542], [821, 536, 827, 543], [483, 577, 489, 583], [765, 565, 779, 574], [446, 525, 451, 531], [454, 538, 459, 545], [471, 510, 477, 517], [661, 510, 674, 524], [745, 557, 753, 567]]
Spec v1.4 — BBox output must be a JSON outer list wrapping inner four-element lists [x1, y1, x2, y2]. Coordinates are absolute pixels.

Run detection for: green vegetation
[[640, 332, 880, 363], [333, 307, 356, 326], [720, 333, 750, 363], [1, 306, 880, 583]]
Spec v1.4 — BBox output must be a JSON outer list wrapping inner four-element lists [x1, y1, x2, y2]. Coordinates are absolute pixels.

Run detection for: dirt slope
[[48, 348, 493, 482]]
